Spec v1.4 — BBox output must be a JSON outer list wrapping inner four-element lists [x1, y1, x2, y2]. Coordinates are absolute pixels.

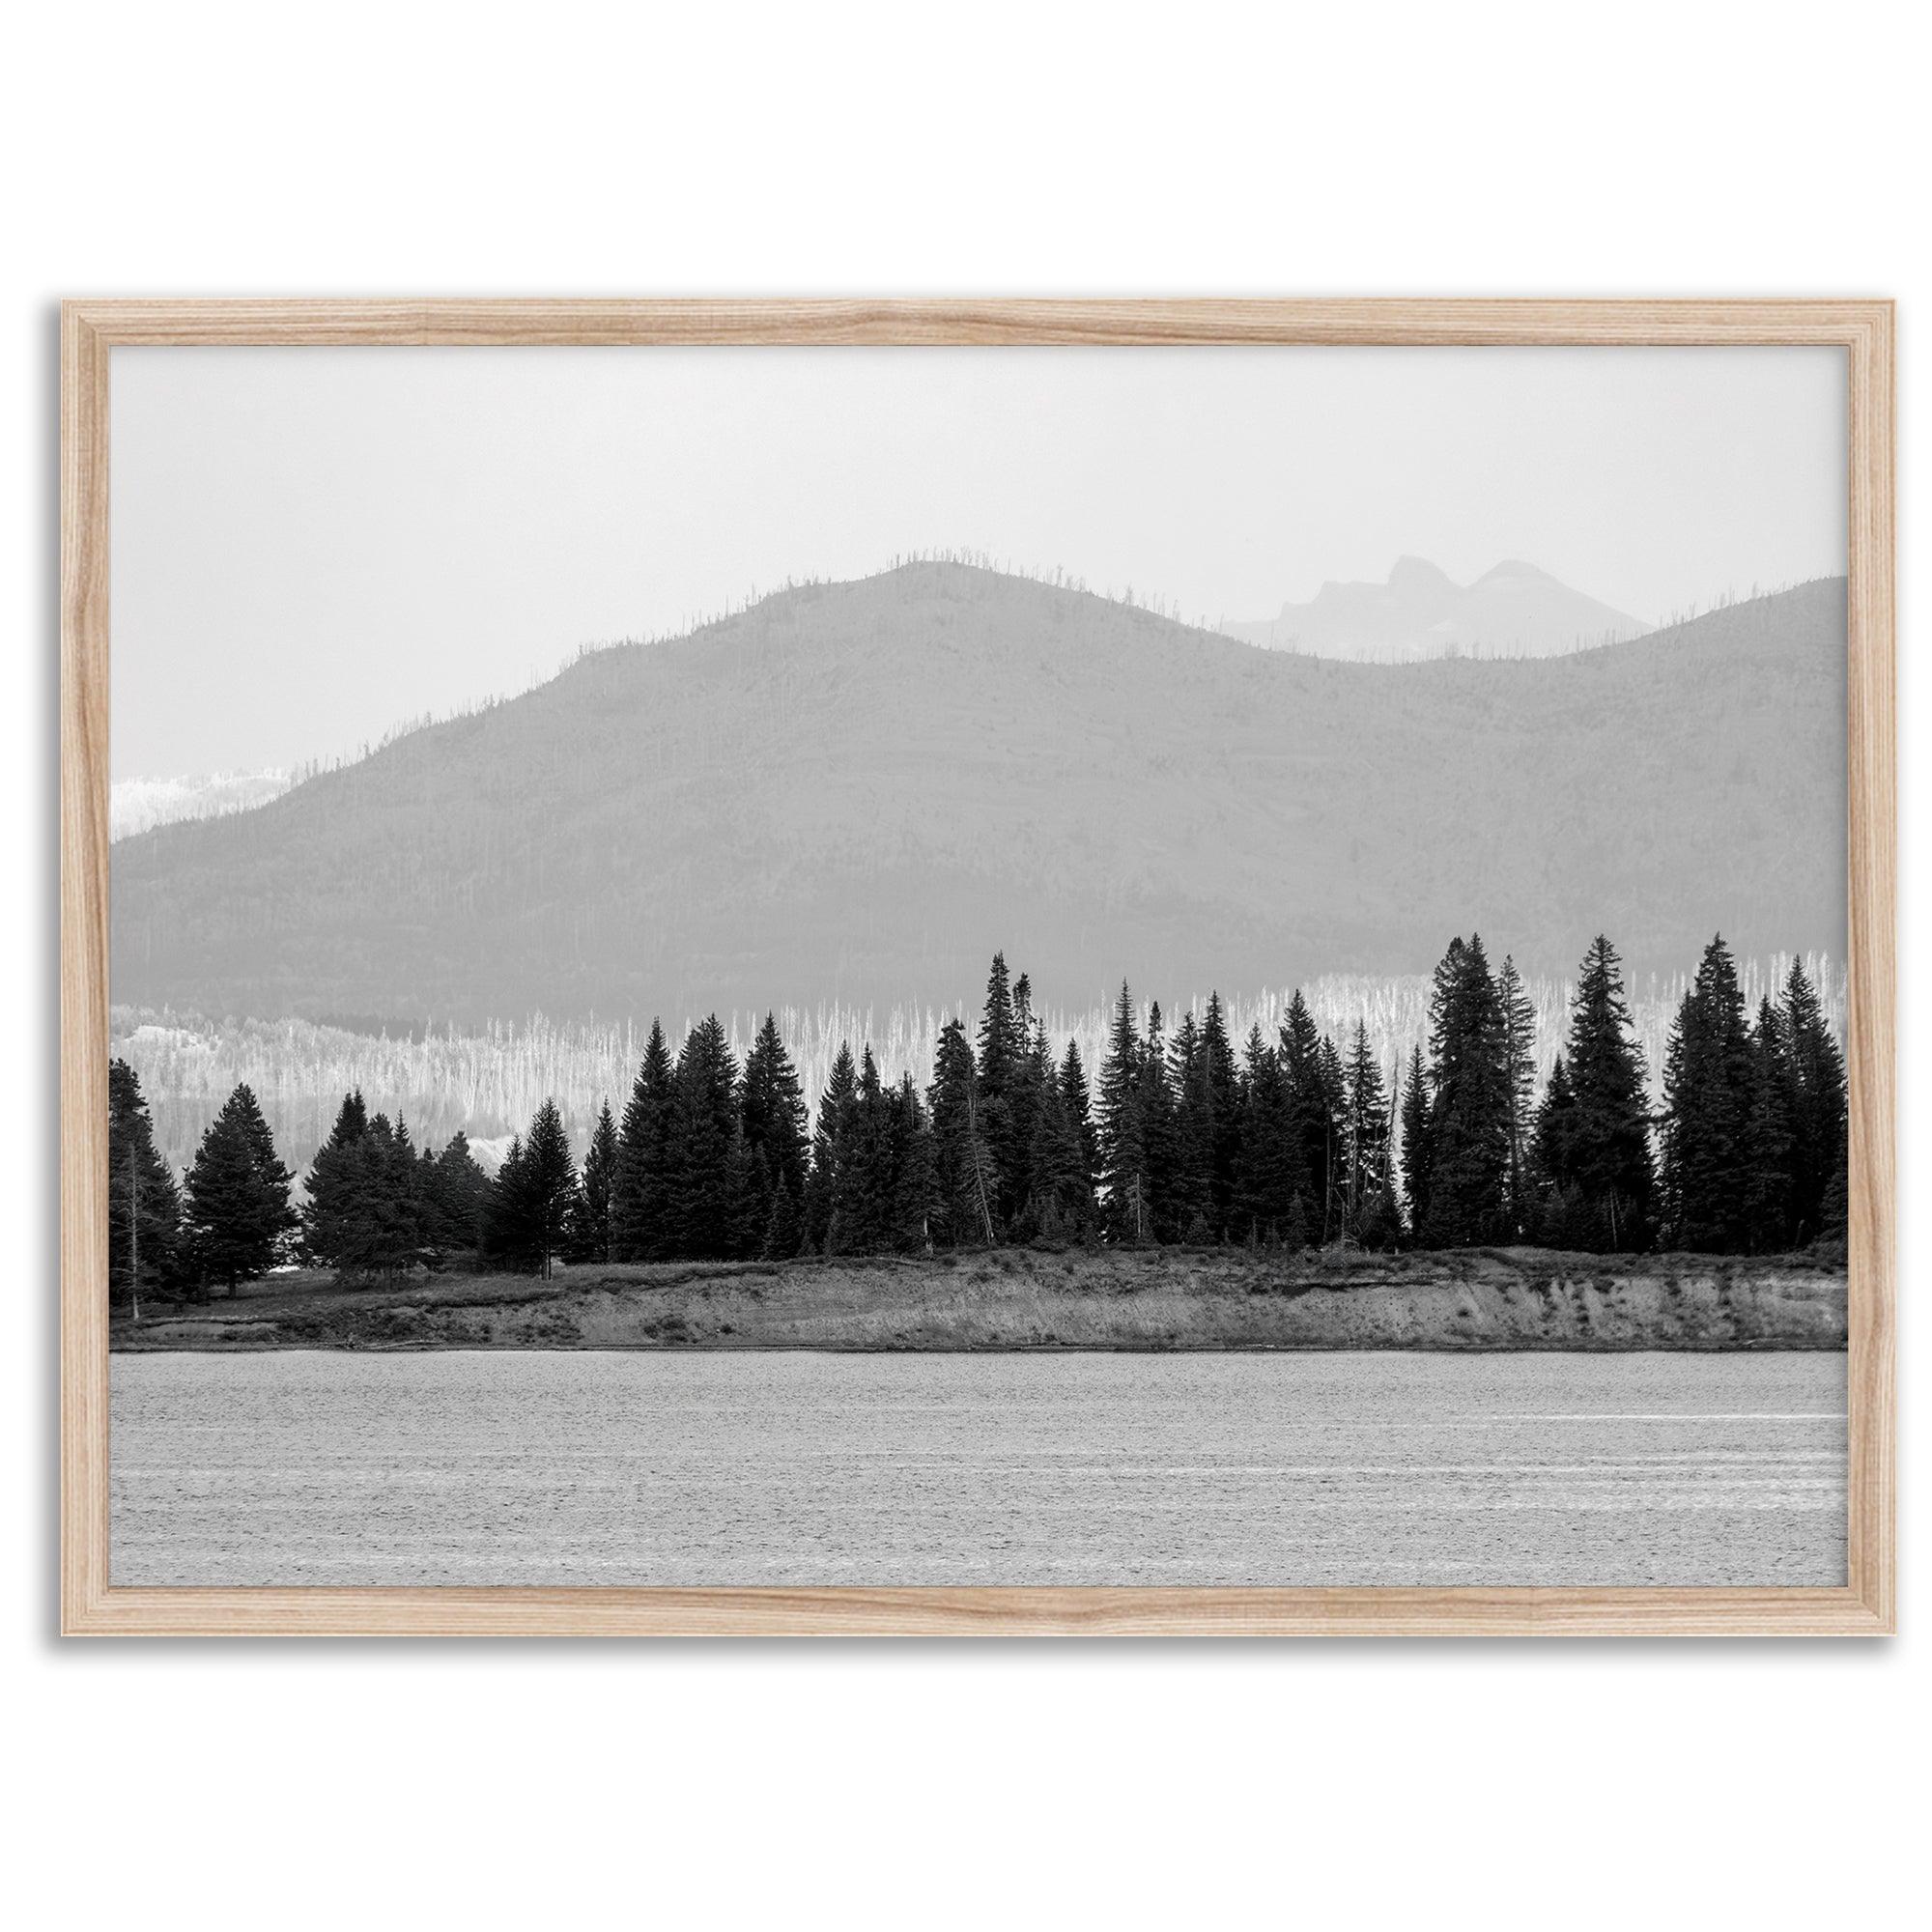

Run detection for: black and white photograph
[[103, 341, 1857, 1591], [14, 5, 1926, 1927]]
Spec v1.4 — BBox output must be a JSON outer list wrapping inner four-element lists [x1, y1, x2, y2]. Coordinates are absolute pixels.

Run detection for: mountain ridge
[[112, 561, 1847, 1025], [1222, 554, 1652, 660]]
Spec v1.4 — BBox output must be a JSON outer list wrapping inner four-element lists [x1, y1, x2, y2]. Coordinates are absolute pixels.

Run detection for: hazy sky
[[110, 344, 1846, 779]]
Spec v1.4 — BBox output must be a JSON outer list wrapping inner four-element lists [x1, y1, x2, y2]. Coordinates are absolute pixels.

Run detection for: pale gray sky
[[110, 344, 1846, 779]]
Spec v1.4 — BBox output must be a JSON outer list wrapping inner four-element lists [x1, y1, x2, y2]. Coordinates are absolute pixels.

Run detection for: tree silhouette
[[108, 1059, 183, 1314], [185, 1082, 296, 1293]]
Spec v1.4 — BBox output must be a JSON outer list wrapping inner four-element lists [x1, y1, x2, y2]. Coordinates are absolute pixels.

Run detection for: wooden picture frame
[[61, 298, 1896, 1636]]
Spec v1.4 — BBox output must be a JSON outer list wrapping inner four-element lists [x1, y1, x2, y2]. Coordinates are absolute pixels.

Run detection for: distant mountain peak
[[1387, 554, 1455, 591], [1223, 556, 1651, 662]]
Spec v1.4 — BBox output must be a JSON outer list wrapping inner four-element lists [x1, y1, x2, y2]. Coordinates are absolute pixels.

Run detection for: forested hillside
[[110, 562, 1847, 1025]]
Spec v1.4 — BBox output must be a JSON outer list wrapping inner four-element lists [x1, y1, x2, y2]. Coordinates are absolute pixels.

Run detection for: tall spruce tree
[[927, 1019, 995, 1246], [1781, 957, 1847, 1243], [1027, 1044, 1095, 1238], [1545, 934, 1655, 1251], [1097, 982, 1151, 1243], [1059, 1041, 1099, 1203], [1167, 1010, 1212, 1241], [184, 1082, 296, 1293], [1200, 993, 1241, 1237], [1418, 935, 1513, 1246], [1398, 1043, 1431, 1239], [430, 1129, 492, 1259], [668, 1018, 742, 1260], [1529, 1052, 1582, 1244], [884, 1071, 936, 1253], [837, 1048, 886, 1253], [108, 1058, 183, 1312], [1496, 954, 1539, 1235], [975, 952, 1022, 1224], [1233, 1024, 1300, 1243], [327, 1112, 434, 1279], [741, 1014, 810, 1247], [1278, 992, 1333, 1236], [1313, 1035, 1348, 1240], [304, 1089, 371, 1270], [484, 1135, 532, 1270], [1140, 1003, 1181, 1241], [805, 1043, 859, 1255], [570, 1100, 619, 1264], [612, 1021, 676, 1262], [1660, 934, 1759, 1252], [1340, 1020, 1389, 1237], [519, 1098, 580, 1278], [1743, 995, 1800, 1251]]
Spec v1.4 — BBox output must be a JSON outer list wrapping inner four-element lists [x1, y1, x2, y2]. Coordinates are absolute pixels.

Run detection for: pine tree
[[1744, 996, 1799, 1251], [831, 1047, 894, 1255], [303, 1088, 371, 1270], [1279, 991, 1332, 1235], [805, 1043, 858, 1255], [885, 1072, 936, 1253], [761, 1177, 803, 1261], [1660, 934, 1758, 1251], [108, 1058, 183, 1313], [1529, 1052, 1581, 1246], [1027, 1048, 1092, 1238], [328, 1111, 434, 1280], [520, 1098, 579, 1278], [1200, 992, 1241, 1237], [1232, 1024, 1300, 1242], [484, 1135, 531, 1270], [1357, 1065, 1403, 1251], [430, 1130, 492, 1260], [926, 1019, 995, 1247], [1097, 983, 1151, 1243], [975, 952, 1022, 1222], [1341, 1020, 1389, 1237], [1548, 934, 1655, 1251], [1006, 1017, 1057, 1237], [570, 1100, 618, 1264], [741, 1013, 810, 1244], [1060, 1039, 1101, 1205], [612, 1021, 676, 1262], [668, 1018, 742, 1260], [1313, 1035, 1347, 1240], [1140, 1003, 1181, 1241], [1398, 1043, 1431, 1238], [1496, 954, 1539, 1235], [1167, 1010, 1212, 1241], [1418, 935, 1512, 1246], [1782, 957, 1847, 1243], [184, 1082, 296, 1293]]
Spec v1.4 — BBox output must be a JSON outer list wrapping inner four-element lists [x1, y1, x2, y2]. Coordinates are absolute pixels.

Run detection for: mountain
[[110, 563, 1846, 1027], [111, 769, 295, 841], [1221, 555, 1651, 661]]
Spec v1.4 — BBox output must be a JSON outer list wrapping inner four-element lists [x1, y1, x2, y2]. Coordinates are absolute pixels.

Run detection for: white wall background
[[5, 5, 1922, 1928]]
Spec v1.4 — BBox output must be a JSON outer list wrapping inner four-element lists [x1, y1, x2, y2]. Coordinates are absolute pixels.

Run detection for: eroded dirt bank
[[111, 1246, 1848, 1352]]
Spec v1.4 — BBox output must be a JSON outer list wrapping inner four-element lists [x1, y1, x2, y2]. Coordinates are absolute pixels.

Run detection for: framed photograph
[[61, 298, 1894, 1635]]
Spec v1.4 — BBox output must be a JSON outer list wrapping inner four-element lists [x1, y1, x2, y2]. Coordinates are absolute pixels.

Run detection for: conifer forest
[[108, 932, 1848, 1304]]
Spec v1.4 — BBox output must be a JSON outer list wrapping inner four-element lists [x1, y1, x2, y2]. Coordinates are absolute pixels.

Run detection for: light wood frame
[[61, 298, 1896, 1636]]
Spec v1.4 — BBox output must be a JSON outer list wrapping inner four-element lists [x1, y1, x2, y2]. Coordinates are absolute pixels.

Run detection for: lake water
[[110, 1350, 1846, 1588]]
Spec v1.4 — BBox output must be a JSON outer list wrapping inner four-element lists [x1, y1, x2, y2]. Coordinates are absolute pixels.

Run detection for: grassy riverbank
[[110, 1245, 1848, 1353]]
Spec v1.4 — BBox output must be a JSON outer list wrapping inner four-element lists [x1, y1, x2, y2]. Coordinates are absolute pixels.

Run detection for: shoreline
[[110, 1246, 1848, 1355]]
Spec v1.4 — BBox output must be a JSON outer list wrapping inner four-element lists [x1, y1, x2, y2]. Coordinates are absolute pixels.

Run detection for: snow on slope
[[112, 770, 295, 841]]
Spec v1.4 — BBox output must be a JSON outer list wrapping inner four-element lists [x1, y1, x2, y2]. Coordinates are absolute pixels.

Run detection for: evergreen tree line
[[107, 936, 1847, 1305]]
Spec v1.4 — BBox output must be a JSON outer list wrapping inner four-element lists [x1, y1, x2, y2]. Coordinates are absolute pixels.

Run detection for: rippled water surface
[[111, 1350, 1846, 1587]]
